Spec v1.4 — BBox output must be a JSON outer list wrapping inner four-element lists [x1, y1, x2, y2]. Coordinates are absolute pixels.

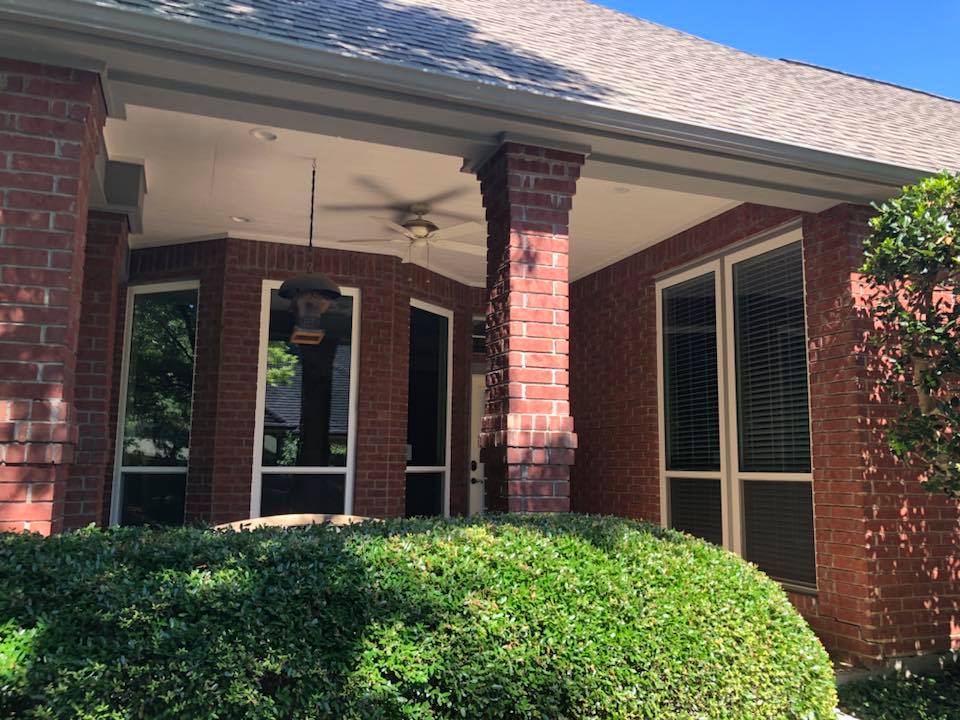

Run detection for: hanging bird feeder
[[278, 159, 341, 344]]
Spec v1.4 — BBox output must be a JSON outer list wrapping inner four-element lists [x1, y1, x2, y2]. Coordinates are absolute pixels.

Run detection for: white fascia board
[[0, 0, 929, 194]]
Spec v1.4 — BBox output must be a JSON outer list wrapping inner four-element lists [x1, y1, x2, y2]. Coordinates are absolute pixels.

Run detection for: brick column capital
[[476, 142, 584, 513]]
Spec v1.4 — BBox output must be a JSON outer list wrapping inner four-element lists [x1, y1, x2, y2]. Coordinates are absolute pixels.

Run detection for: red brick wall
[[105, 238, 485, 525], [804, 205, 960, 662], [63, 211, 126, 530], [570, 201, 960, 665], [0, 59, 106, 534], [569, 204, 797, 519], [475, 143, 582, 512]]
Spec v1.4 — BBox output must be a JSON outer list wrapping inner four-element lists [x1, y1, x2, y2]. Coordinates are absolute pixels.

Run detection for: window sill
[[779, 581, 818, 597]]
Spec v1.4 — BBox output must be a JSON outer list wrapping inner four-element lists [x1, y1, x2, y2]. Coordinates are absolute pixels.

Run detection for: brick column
[[0, 60, 106, 534], [801, 204, 878, 661], [63, 212, 126, 529], [802, 203, 960, 665], [475, 142, 583, 512]]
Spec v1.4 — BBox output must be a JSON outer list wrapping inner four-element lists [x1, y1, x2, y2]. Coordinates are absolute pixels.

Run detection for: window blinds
[[662, 273, 721, 471], [669, 478, 723, 545], [743, 480, 817, 587], [732, 243, 811, 473]]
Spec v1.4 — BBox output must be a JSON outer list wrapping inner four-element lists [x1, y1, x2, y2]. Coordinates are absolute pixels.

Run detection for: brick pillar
[[63, 212, 126, 529], [801, 204, 879, 662], [475, 143, 583, 512], [801, 203, 960, 666], [0, 60, 106, 534]]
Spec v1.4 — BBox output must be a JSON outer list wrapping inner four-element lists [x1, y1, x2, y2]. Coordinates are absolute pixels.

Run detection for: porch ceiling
[[105, 106, 738, 286]]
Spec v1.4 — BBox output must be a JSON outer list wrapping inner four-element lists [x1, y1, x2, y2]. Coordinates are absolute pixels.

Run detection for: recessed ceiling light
[[249, 127, 279, 142], [614, 186, 631, 194], [231, 216, 252, 223]]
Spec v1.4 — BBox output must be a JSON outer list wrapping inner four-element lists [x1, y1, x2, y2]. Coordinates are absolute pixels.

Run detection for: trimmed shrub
[[0, 515, 836, 719]]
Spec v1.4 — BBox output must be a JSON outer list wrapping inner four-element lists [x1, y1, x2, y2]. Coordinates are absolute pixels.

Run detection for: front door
[[469, 372, 486, 515]]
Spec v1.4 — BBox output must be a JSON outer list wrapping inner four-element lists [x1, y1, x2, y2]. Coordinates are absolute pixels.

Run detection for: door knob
[[470, 477, 484, 485]]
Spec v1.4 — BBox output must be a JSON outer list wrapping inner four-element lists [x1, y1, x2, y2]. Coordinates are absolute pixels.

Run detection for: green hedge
[[0, 515, 835, 719]]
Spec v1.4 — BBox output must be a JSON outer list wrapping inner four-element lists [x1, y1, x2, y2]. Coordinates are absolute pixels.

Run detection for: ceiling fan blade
[[322, 203, 397, 212], [420, 185, 473, 206], [336, 238, 410, 246], [371, 216, 416, 238], [431, 221, 481, 241], [428, 209, 480, 223], [355, 176, 407, 205], [430, 239, 486, 257]]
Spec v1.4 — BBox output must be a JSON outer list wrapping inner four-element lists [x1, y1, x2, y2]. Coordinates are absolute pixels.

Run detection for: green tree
[[266, 341, 298, 387], [861, 171, 960, 495], [123, 292, 197, 464]]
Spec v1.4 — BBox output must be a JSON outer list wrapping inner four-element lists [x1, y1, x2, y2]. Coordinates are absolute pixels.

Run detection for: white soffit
[[105, 106, 737, 286]]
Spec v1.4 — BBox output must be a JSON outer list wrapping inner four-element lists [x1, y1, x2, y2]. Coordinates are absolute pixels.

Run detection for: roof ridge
[[779, 58, 960, 105]]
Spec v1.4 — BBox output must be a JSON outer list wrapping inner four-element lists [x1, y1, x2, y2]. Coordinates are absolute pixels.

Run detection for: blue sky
[[596, 1, 959, 100]]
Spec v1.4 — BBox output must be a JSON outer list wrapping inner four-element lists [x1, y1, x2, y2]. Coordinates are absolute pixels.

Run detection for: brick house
[[1, 0, 958, 667]]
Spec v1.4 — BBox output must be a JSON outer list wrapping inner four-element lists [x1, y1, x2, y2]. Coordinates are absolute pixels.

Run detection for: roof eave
[[0, 0, 933, 188]]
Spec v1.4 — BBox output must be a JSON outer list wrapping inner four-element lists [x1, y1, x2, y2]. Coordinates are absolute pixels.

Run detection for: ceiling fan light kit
[[335, 201, 484, 266]]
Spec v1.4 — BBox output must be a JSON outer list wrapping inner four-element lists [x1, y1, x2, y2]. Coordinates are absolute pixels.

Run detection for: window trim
[[109, 279, 201, 526], [249, 279, 361, 518], [407, 297, 454, 518], [655, 260, 729, 547], [656, 227, 817, 591]]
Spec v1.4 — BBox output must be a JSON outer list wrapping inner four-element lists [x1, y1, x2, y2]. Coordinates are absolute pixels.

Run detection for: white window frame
[[407, 298, 454, 518], [656, 226, 816, 591], [250, 280, 361, 518], [109, 280, 201, 526]]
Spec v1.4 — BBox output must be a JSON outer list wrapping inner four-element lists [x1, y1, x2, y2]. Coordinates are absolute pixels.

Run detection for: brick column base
[[476, 143, 583, 512]]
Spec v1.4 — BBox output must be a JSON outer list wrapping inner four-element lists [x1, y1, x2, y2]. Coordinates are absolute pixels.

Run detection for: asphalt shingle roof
[[82, 0, 960, 172]]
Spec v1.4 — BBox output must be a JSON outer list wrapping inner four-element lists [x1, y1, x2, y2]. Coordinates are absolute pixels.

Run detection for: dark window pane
[[261, 473, 345, 516], [662, 274, 720, 471], [407, 307, 448, 467], [262, 291, 353, 468], [669, 477, 722, 545], [471, 316, 486, 355], [733, 243, 811, 473], [120, 472, 186, 526], [743, 480, 816, 587], [122, 289, 198, 467], [405, 472, 444, 517]]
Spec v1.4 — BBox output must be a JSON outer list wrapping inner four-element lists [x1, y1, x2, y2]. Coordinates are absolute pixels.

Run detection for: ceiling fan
[[337, 203, 485, 261]]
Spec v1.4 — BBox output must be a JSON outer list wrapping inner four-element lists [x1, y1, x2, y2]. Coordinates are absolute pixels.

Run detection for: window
[[660, 270, 724, 545], [111, 283, 199, 526], [406, 301, 452, 517], [471, 315, 487, 355], [657, 227, 816, 589], [251, 282, 359, 517]]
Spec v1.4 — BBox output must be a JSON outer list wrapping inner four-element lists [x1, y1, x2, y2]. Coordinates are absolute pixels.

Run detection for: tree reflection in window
[[122, 290, 198, 467]]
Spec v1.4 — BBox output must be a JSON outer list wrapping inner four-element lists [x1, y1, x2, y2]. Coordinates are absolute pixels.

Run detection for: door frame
[[407, 297, 454, 518], [468, 371, 486, 515]]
